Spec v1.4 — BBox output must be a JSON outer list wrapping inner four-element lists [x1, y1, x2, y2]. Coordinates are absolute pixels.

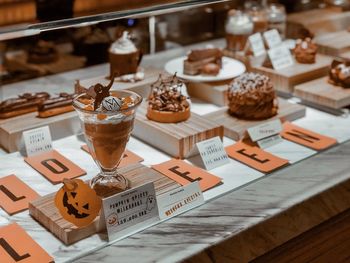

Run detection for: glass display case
[[1, 1, 350, 262]]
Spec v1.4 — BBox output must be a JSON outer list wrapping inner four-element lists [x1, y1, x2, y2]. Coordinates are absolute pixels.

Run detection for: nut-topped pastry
[[227, 72, 278, 120], [293, 38, 317, 64], [147, 74, 190, 123], [328, 59, 350, 89], [184, 48, 223, 76]]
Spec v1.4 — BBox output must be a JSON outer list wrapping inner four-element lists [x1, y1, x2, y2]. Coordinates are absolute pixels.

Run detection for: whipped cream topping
[[226, 11, 254, 35], [110, 31, 137, 54]]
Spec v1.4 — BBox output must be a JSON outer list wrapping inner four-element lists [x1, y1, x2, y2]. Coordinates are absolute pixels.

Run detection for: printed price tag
[[23, 126, 52, 157], [257, 134, 283, 149], [102, 182, 159, 241], [248, 119, 283, 142], [157, 182, 204, 220], [268, 45, 294, 70], [248, 33, 266, 56], [263, 29, 282, 49], [196, 137, 230, 170]]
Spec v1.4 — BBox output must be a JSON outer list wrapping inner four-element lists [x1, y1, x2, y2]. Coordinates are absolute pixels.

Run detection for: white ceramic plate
[[164, 56, 246, 82]]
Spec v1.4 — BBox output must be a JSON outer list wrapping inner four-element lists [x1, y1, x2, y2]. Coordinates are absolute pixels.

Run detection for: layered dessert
[[73, 78, 142, 197], [0, 92, 50, 119], [225, 10, 254, 52], [328, 59, 350, 89], [183, 48, 223, 76], [227, 72, 278, 120], [109, 31, 142, 78], [38, 93, 76, 118], [248, 7, 268, 33], [293, 38, 317, 64], [27, 41, 59, 64], [147, 74, 190, 123]]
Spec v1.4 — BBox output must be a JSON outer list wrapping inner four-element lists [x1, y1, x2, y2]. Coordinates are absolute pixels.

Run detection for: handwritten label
[[248, 119, 283, 142], [248, 33, 266, 56], [23, 126, 52, 157], [196, 137, 230, 170], [268, 45, 294, 70], [263, 29, 282, 49], [102, 182, 159, 241], [157, 182, 204, 220]]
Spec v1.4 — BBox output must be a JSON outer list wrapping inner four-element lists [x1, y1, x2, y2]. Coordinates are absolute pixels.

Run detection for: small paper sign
[[281, 122, 338, 151], [257, 134, 283, 149], [24, 150, 86, 184], [263, 29, 282, 49], [248, 33, 266, 57], [248, 119, 283, 142], [152, 159, 222, 192], [268, 45, 294, 70], [0, 175, 40, 215], [196, 137, 230, 170], [157, 182, 204, 220], [23, 126, 52, 157], [225, 141, 289, 173], [102, 182, 159, 241], [0, 223, 53, 263]]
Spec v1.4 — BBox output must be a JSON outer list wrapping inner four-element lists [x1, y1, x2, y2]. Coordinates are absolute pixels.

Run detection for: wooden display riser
[[286, 7, 350, 38], [29, 163, 181, 245], [0, 111, 79, 153], [222, 49, 266, 71], [315, 30, 350, 56], [132, 103, 224, 159], [75, 67, 162, 98], [252, 54, 332, 95], [4, 52, 86, 76], [294, 76, 350, 109], [204, 98, 306, 141], [187, 81, 229, 107]]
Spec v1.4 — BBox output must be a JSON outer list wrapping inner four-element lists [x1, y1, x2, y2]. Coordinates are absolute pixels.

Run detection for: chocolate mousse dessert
[[328, 59, 350, 89], [183, 48, 223, 76], [147, 74, 190, 123], [227, 72, 278, 120], [109, 31, 142, 78], [73, 77, 142, 197], [27, 40, 59, 64], [293, 38, 317, 64], [225, 10, 254, 52]]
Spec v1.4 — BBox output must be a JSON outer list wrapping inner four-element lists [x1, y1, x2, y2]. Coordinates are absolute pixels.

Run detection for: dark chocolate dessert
[[329, 59, 350, 89], [184, 48, 223, 76]]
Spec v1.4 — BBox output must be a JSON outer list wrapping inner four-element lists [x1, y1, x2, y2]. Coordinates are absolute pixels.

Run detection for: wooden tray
[[0, 111, 79, 153], [4, 51, 86, 76], [294, 76, 350, 109], [223, 49, 266, 71], [252, 54, 332, 95], [132, 103, 224, 159], [204, 98, 306, 141], [315, 30, 350, 56], [76, 67, 162, 98], [29, 163, 181, 245]]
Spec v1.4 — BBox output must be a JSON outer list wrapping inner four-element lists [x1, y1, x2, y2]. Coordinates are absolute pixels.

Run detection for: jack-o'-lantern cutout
[[55, 179, 101, 227]]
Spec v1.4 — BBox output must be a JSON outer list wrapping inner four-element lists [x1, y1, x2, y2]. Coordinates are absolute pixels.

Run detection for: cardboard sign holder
[[132, 103, 224, 159], [204, 98, 306, 141], [29, 163, 181, 245]]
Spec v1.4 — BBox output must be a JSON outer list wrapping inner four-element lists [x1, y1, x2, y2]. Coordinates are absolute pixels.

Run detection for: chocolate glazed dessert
[[73, 76, 142, 197], [328, 59, 350, 89], [227, 72, 278, 120]]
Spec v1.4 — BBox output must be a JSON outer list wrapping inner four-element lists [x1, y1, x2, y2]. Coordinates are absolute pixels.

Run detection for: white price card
[[102, 182, 159, 241], [157, 182, 204, 220], [248, 119, 283, 142], [196, 136, 230, 170], [257, 134, 283, 149], [248, 33, 266, 57], [22, 126, 52, 156], [263, 29, 282, 49], [268, 45, 294, 70]]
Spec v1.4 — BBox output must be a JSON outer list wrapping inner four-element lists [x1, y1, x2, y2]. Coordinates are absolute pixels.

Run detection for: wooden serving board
[[187, 80, 230, 106], [204, 98, 306, 141], [4, 51, 86, 76], [132, 103, 224, 159], [223, 49, 266, 71], [315, 30, 350, 56], [0, 111, 79, 153], [29, 163, 181, 245], [294, 76, 350, 109], [252, 54, 332, 95], [76, 67, 162, 98]]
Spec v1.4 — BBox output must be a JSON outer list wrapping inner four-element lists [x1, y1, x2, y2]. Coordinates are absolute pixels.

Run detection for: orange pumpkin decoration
[[55, 179, 101, 227]]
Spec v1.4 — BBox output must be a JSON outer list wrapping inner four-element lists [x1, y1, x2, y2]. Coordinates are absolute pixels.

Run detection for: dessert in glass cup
[[73, 77, 142, 197]]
